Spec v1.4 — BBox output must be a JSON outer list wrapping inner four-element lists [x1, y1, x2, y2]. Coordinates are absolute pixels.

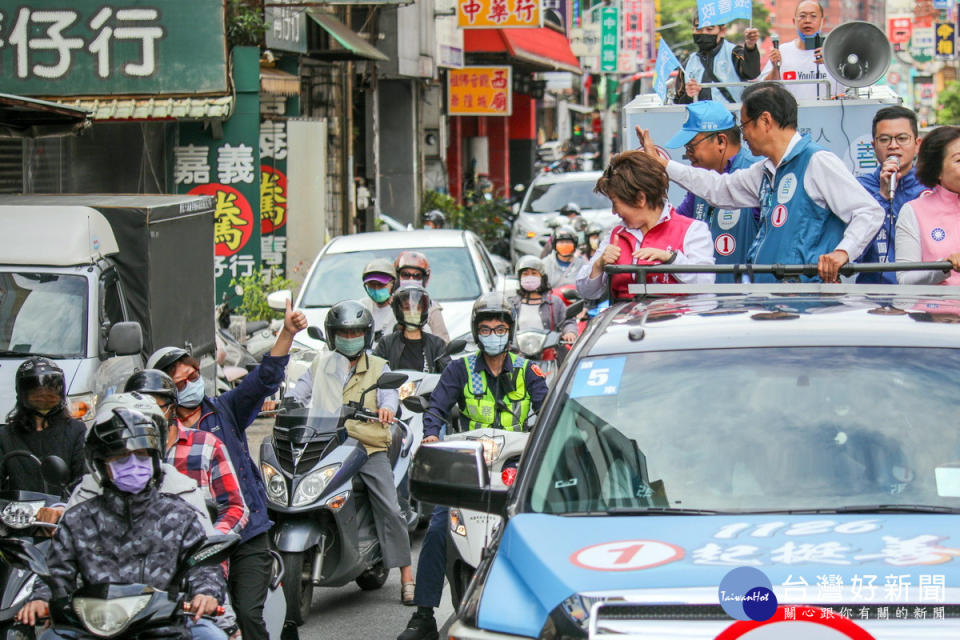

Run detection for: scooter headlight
[[515, 332, 547, 357], [464, 435, 504, 465], [292, 464, 341, 507], [261, 463, 288, 506], [73, 594, 151, 637], [1, 501, 44, 529]]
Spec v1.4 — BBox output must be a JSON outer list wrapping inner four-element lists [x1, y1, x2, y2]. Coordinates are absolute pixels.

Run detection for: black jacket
[[0, 411, 85, 494], [373, 329, 450, 373]]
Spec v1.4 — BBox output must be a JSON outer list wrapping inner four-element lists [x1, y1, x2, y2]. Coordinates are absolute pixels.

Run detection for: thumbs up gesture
[[282, 297, 308, 336]]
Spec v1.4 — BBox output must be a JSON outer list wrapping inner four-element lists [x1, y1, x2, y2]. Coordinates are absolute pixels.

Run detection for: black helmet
[[391, 284, 431, 329], [423, 209, 446, 228], [324, 300, 374, 356], [124, 369, 178, 411], [86, 392, 165, 487], [471, 292, 517, 345], [14, 357, 67, 418], [553, 224, 579, 249], [559, 202, 581, 217]]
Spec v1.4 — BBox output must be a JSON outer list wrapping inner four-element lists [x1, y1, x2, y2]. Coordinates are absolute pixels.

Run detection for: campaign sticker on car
[[570, 539, 684, 571], [569, 357, 626, 398]]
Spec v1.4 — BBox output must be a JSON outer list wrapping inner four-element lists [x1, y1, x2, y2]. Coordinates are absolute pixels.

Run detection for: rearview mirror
[[377, 372, 408, 390], [565, 300, 585, 320], [307, 326, 324, 341], [105, 322, 142, 356], [402, 395, 429, 414], [266, 290, 292, 312], [410, 441, 507, 515], [41, 456, 70, 491], [442, 339, 467, 358], [186, 533, 240, 568]]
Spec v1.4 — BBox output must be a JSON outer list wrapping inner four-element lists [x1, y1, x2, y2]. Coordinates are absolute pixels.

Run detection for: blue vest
[[747, 136, 845, 282], [855, 167, 927, 284], [685, 40, 742, 103], [691, 149, 762, 283]]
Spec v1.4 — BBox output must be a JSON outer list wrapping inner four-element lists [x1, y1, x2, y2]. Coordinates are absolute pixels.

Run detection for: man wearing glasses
[[397, 292, 547, 640], [638, 82, 883, 282], [855, 106, 925, 283], [667, 101, 761, 282]]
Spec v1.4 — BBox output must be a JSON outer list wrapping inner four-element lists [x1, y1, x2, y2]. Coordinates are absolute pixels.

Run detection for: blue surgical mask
[[107, 453, 155, 494], [335, 335, 366, 357], [365, 285, 391, 304], [177, 377, 205, 409], [479, 334, 509, 355]]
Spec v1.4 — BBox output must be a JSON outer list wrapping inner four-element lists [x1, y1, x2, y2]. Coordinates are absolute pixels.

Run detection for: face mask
[[693, 33, 719, 52], [478, 333, 509, 355], [402, 309, 423, 326], [555, 241, 576, 258], [364, 285, 391, 304], [589, 236, 600, 250], [108, 454, 154, 494], [398, 279, 422, 289], [520, 275, 542, 292], [335, 335, 365, 357], [177, 377, 205, 409]]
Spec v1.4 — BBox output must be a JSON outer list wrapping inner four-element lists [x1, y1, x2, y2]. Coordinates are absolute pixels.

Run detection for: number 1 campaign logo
[[719, 567, 778, 621]]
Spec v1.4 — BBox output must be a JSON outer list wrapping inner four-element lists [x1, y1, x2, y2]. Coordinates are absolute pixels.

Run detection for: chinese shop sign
[[0, 0, 227, 96], [447, 66, 512, 116], [458, 0, 542, 28], [260, 119, 288, 277]]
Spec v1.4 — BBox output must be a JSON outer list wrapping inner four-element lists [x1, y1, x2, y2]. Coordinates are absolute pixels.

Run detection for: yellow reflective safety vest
[[460, 353, 531, 431]]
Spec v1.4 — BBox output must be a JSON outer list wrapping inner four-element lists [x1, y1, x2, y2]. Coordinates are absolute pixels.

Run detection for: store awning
[[50, 95, 234, 121], [261, 67, 301, 96], [465, 28, 581, 75], [0, 93, 91, 138], [306, 9, 389, 62]]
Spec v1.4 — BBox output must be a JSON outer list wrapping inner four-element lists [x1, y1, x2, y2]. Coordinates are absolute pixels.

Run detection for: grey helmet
[[515, 255, 548, 292], [324, 300, 375, 356]]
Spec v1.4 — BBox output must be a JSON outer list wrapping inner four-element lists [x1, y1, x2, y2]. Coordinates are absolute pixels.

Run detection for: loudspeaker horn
[[822, 21, 891, 88]]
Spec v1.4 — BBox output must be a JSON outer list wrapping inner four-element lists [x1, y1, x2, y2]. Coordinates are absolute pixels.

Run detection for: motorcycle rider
[[510, 256, 577, 345], [542, 225, 588, 288], [16, 394, 225, 640], [145, 298, 307, 640], [0, 357, 85, 496], [539, 202, 585, 257], [360, 258, 399, 340], [397, 293, 549, 640], [374, 285, 451, 373], [292, 300, 414, 603], [124, 369, 248, 535], [422, 209, 446, 229], [393, 251, 450, 341], [584, 222, 604, 260]]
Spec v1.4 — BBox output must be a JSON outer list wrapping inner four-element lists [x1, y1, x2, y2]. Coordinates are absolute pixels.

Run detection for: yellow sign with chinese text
[[457, 0, 542, 28], [448, 67, 513, 116]]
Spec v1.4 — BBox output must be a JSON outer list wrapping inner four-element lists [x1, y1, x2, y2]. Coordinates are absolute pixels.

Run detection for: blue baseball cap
[[665, 101, 737, 148]]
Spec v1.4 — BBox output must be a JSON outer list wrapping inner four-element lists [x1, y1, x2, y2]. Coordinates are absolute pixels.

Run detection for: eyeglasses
[[738, 118, 755, 134], [398, 269, 425, 280], [684, 133, 718, 155], [477, 326, 509, 336], [173, 369, 200, 391], [874, 134, 914, 146]]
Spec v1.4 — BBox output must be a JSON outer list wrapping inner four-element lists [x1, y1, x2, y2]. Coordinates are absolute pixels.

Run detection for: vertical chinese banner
[[600, 7, 619, 72], [260, 119, 288, 277], [175, 47, 261, 305]]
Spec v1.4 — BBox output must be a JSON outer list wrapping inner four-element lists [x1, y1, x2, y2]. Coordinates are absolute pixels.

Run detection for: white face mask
[[402, 309, 423, 326], [520, 275, 542, 292]]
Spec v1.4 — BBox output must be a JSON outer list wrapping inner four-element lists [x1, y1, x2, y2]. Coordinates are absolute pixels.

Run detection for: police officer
[[667, 101, 761, 282], [396, 293, 548, 640]]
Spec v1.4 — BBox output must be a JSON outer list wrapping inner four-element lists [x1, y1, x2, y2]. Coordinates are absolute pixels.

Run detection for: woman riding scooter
[[374, 285, 450, 373], [510, 256, 578, 346]]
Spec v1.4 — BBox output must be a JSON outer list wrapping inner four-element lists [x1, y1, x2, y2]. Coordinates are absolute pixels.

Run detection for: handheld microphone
[[888, 155, 900, 200], [771, 33, 780, 68]]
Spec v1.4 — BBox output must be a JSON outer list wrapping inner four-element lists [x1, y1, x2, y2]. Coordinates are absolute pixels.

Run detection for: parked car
[[509, 171, 616, 263], [412, 282, 960, 639]]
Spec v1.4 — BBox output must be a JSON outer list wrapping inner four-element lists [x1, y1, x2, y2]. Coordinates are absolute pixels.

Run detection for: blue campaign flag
[[653, 38, 681, 102], [698, 0, 752, 28]]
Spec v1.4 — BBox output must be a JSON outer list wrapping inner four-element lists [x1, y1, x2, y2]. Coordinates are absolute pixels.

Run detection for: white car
[[509, 171, 618, 262]]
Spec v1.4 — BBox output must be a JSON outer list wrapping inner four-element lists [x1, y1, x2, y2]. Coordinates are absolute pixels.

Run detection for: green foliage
[[226, 0, 267, 48], [937, 81, 960, 125], [421, 191, 462, 224], [420, 189, 510, 247], [658, 0, 771, 61], [230, 268, 296, 322]]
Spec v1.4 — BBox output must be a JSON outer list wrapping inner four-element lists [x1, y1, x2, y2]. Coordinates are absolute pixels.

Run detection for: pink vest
[[911, 185, 960, 286], [609, 207, 694, 300]]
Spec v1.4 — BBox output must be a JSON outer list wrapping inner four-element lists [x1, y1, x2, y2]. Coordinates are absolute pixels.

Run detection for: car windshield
[[300, 247, 482, 308], [0, 272, 87, 358], [523, 179, 610, 213], [529, 347, 960, 515]]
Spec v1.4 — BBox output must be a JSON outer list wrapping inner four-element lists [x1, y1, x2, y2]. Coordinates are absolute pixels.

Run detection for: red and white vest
[[911, 185, 960, 286], [609, 207, 694, 300]]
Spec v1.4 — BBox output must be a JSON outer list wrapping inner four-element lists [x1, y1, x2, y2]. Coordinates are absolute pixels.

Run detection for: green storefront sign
[[0, 0, 227, 96]]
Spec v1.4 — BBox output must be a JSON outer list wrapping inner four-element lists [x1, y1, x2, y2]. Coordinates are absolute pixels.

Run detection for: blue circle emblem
[[718, 567, 778, 621], [932, 227, 946, 242]]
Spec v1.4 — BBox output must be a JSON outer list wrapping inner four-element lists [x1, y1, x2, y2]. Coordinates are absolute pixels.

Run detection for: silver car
[[509, 171, 617, 263]]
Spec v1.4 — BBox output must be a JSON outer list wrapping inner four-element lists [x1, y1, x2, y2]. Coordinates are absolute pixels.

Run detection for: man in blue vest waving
[[667, 100, 762, 282], [639, 82, 883, 282], [397, 292, 548, 640]]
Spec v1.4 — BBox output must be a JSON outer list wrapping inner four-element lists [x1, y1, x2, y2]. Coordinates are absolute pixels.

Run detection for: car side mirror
[[267, 290, 292, 312], [307, 326, 324, 341], [402, 395, 429, 414], [105, 322, 142, 356], [410, 441, 508, 515]]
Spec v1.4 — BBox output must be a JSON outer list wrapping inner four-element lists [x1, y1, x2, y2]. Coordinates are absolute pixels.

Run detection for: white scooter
[[443, 427, 529, 610]]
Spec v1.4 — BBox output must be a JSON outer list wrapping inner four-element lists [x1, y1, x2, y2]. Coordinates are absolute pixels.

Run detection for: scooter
[[0, 452, 68, 640], [260, 351, 411, 626], [512, 300, 583, 384], [443, 427, 529, 610]]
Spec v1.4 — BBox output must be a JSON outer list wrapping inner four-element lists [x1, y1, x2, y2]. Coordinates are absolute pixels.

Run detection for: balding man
[[763, 1, 845, 100]]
